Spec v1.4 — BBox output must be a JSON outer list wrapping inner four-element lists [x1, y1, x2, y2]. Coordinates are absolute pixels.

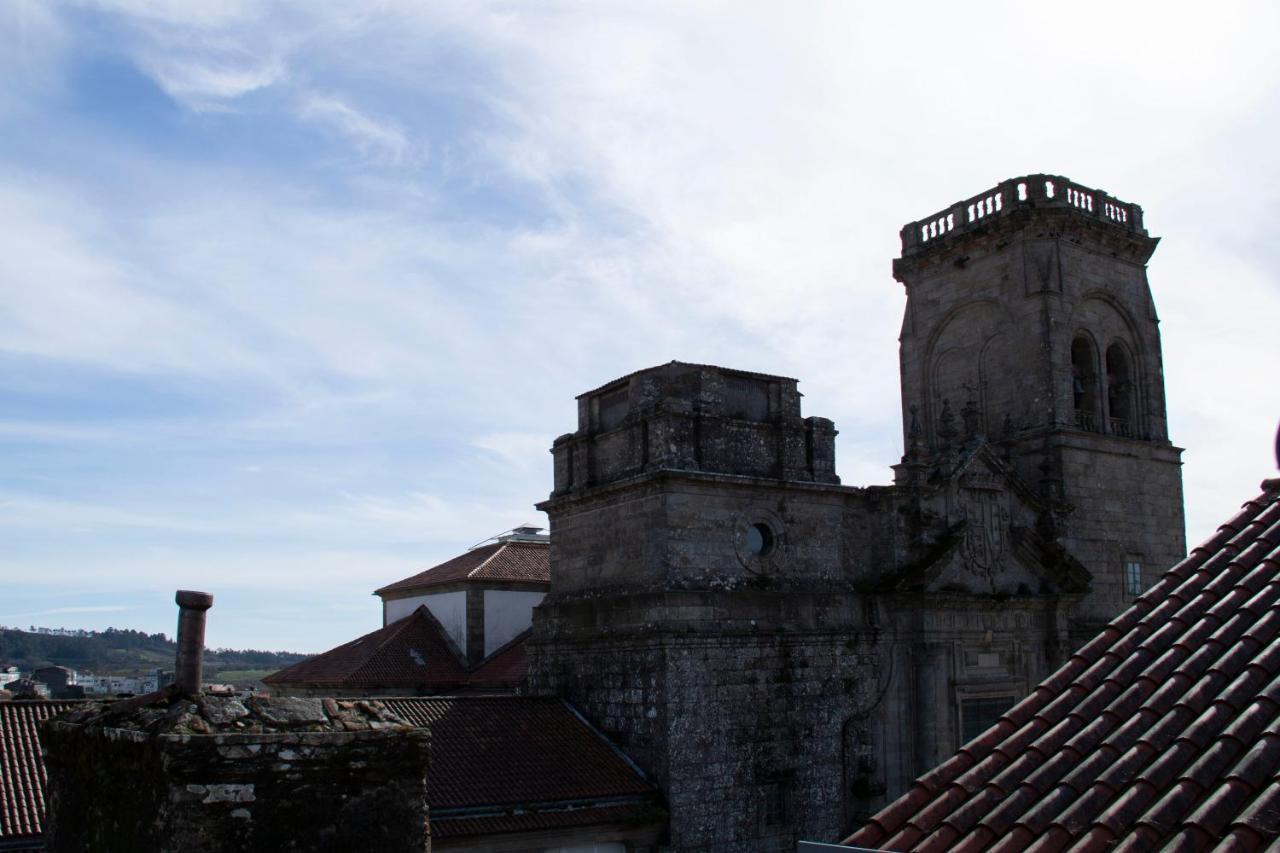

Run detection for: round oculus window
[[746, 523, 775, 557]]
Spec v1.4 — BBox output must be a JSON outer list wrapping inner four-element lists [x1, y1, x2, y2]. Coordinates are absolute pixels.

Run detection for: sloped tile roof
[[846, 478, 1280, 852], [263, 607, 531, 690], [0, 701, 76, 842], [467, 630, 529, 686], [262, 606, 470, 688], [383, 696, 653, 810], [374, 541, 549, 596]]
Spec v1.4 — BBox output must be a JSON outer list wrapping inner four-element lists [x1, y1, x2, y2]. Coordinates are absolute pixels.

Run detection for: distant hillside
[[0, 627, 308, 679]]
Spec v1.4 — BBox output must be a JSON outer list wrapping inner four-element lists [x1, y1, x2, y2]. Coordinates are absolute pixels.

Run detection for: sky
[[1, 1, 1278, 653]]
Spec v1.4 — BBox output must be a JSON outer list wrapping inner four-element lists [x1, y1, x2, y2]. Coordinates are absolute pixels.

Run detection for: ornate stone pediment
[[888, 443, 1091, 596]]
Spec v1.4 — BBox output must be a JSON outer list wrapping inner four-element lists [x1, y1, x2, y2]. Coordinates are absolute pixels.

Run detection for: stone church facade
[[526, 175, 1186, 850]]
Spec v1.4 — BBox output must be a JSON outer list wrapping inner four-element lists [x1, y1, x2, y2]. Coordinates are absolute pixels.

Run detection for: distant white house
[[77, 671, 162, 696]]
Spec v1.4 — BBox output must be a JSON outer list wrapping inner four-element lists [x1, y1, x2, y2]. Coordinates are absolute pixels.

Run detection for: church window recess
[[1106, 343, 1135, 437], [960, 695, 1015, 744], [1071, 336, 1101, 432], [1124, 559, 1144, 597]]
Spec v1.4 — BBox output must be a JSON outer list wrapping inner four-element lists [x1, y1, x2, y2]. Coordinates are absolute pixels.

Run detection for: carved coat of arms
[[958, 477, 1010, 580]]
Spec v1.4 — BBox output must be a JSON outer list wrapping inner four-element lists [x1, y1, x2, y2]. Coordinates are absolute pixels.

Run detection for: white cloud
[[0, 1, 68, 94], [298, 93, 419, 165], [139, 51, 283, 106]]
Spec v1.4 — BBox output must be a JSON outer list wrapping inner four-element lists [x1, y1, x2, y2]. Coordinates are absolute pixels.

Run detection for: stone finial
[[905, 405, 924, 463]]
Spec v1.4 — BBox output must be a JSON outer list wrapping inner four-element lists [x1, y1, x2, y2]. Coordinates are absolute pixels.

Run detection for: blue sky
[[2, 1, 1278, 652]]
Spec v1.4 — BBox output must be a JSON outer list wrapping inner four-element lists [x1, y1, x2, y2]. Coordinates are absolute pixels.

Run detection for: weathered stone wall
[[1051, 432, 1186, 628], [551, 363, 838, 500], [41, 695, 429, 853], [547, 474, 854, 598], [871, 594, 1075, 804], [529, 600, 881, 851]]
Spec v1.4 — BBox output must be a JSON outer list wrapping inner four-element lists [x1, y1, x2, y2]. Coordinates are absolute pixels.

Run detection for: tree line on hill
[[0, 627, 307, 676]]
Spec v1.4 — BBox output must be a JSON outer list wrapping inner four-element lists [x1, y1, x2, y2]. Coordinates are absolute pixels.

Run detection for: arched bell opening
[[1105, 343, 1136, 438], [1071, 336, 1101, 432]]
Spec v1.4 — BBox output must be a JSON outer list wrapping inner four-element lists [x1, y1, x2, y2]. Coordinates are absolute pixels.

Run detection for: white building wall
[[385, 591, 467, 653], [483, 590, 546, 656]]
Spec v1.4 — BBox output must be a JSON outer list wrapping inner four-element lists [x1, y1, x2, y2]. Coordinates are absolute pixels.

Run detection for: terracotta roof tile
[[0, 702, 77, 841], [466, 631, 529, 686], [1209, 825, 1265, 852], [1024, 753, 1082, 797], [880, 823, 926, 850], [1228, 780, 1280, 838], [978, 784, 1039, 836], [1066, 825, 1116, 852], [954, 827, 996, 852], [1019, 784, 1083, 832], [1137, 741, 1200, 792], [263, 607, 531, 691], [914, 751, 975, 794], [940, 785, 1005, 836], [1136, 779, 1206, 836], [383, 697, 652, 811], [856, 786, 928, 846], [915, 823, 959, 851], [1184, 776, 1257, 837], [845, 481, 1280, 849], [1094, 780, 1158, 834], [264, 606, 471, 689], [1023, 824, 1072, 852], [908, 786, 968, 831], [987, 824, 1037, 853], [375, 540, 550, 596]]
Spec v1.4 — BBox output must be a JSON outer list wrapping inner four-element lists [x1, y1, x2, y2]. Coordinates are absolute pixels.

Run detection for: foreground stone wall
[[42, 695, 429, 853]]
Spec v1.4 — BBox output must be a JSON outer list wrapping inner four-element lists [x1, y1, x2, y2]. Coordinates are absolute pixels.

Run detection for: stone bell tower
[[892, 174, 1186, 635]]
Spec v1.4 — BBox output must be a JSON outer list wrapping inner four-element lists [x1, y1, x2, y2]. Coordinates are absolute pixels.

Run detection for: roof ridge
[[344, 606, 469, 686], [263, 616, 412, 684], [468, 542, 507, 579]]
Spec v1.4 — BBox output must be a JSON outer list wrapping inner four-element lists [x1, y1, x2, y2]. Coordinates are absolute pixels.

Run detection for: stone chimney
[[39, 593, 431, 852], [174, 589, 213, 695]]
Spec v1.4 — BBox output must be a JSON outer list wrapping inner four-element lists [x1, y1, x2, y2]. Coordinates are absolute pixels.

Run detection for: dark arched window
[[1071, 336, 1100, 432], [1106, 344, 1134, 437]]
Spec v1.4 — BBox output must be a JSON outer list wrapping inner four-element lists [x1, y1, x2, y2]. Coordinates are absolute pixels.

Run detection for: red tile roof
[[0, 701, 76, 842], [375, 540, 549, 596], [468, 630, 530, 686], [263, 606, 471, 688], [846, 478, 1280, 851], [385, 696, 652, 809]]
